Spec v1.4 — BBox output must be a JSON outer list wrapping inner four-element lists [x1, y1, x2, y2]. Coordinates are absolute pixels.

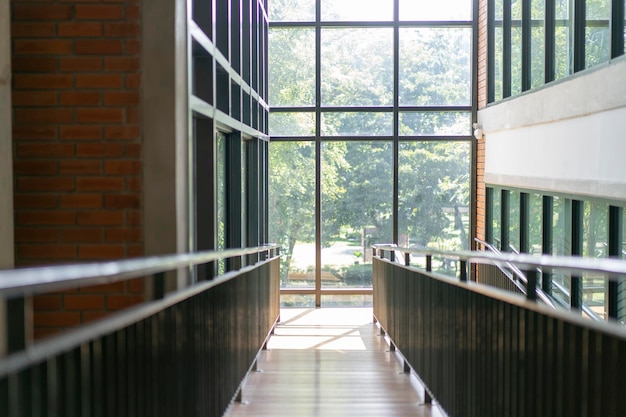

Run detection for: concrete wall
[[479, 57, 626, 202], [142, 0, 189, 290]]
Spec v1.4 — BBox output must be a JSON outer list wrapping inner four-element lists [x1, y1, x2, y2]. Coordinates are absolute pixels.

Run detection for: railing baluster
[[6, 297, 28, 354], [526, 269, 538, 301], [153, 272, 165, 300]]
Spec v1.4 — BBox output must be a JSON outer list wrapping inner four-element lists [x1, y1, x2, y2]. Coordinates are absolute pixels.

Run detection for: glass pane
[[529, 193, 543, 255], [495, 0, 503, 20], [269, 28, 315, 106], [269, 142, 316, 288], [491, 188, 502, 250], [321, 112, 393, 136], [241, 142, 247, 245], [511, 26, 523, 96], [281, 294, 316, 308], [322, 0, 393, 21], [583, 202, 608, 319], [269, 0, 315, 21], [623, 208, 626, 258], [398, 142, 471, 255], [555, 0, 573, 80], [217, 132, 226, 274], [399, 0, 472, 21], [322, 28, 394, 106], [552, 196, 571, 305], [509, 191, 520, 252], [399, 112, 472, 136], [585, 0, 610, 69], [269, 112, 315, 136], [321, 141, 393, 289], [531, 0, 545, 88], [494, 23, 504, 101], [399, 28, 471, 106], [321, 294, 373, 307]]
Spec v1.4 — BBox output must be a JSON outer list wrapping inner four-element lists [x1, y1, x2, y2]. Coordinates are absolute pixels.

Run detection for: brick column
[[11, 0, 144, 339], [476, 0, 488, 242]]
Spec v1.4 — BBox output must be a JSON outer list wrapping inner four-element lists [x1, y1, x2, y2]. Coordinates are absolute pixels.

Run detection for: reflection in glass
[[494, 24, 504, 101], [491, 188, 502, 250], [321, 112, 393, 136], [555, 0, 573, 79], [398, 142, 471, 257], [269, 112, 315, 136], [217, 132, 226, 274], [399, 0, 472, 21], [509, 191, 520, 252], [583, 202, 608, 319], [322, 0, 393, 21], [399, 112, 471, 136], [552, 197, 571, 305], [529, 193, 543, 254], [399, 28, 471, 106], [269, 142, 316, 288], [269, 0, 316, 22], [321, 142, 393, 288], [269, 28, 315, 106], [322, 28, 394, 106], [585, 0, 610, 69], [531, 0, 545, 88], [281, 294, 316, 308], [511, 26, 523, 96], [321, 295, 373, 307]]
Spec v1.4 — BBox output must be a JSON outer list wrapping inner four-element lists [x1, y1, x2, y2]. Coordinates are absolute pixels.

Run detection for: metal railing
[[372, 243, 626, 417], [0, 245, 280, 417], [475, 238, 603, 321]]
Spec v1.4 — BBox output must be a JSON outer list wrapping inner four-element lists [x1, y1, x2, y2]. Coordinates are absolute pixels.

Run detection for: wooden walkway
[[225, 308, 447, 417]]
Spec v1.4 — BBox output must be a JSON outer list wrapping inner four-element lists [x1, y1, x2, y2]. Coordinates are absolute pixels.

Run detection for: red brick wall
[[10, 0, 144, 339], [476, 0, 488, 243]]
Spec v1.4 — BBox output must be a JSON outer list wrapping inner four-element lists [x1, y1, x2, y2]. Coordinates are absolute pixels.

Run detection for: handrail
[[372, 243, 626, 278], [475, 239, 605, 320], [475, 239, 556, 308], [0, 244, 279, 299], [372, 251, 626, 417], [0, 246, 282, 417], [374, 241, 617, 321]]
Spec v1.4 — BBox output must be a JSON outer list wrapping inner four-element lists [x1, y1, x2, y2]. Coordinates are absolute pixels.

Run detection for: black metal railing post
[[6, 297, 28, 354], [153, 272, 165, 300], [526, 269, 538, 301], [460, 260, 468, 282]]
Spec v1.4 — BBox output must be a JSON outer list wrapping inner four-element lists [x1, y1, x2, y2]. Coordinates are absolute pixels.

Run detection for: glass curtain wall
[[269, 0, 475, 307], [485, 186, 626, 322], [190, 0, 270, 282], [489, 0, 625, 102]]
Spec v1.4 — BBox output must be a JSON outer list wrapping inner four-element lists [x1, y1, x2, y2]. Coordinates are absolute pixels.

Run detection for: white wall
[[479, 57, 626, 202]]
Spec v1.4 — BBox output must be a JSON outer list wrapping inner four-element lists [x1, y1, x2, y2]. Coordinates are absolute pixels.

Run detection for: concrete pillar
[[142, 0, 190, 292]]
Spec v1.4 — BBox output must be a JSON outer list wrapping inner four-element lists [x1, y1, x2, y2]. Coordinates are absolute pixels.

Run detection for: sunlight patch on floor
[[268, 308, 373, 350]]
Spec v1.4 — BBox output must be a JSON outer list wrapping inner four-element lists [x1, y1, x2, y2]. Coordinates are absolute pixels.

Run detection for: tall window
[[489, 0, 625, 102], [269, 0, 475, 307]]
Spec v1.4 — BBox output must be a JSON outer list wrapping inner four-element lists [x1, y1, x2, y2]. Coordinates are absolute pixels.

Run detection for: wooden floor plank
[[225, 308, 447, 417]]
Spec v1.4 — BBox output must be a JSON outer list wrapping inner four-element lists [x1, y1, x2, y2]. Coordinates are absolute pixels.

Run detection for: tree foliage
[[268, 10, 473, 280]]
